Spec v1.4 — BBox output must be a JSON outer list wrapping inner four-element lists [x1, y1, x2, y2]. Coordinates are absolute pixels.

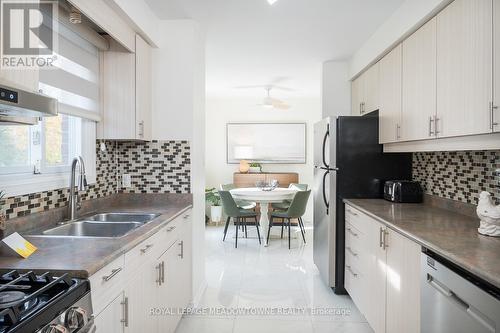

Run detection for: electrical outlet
[[122, 174, 132, 188]]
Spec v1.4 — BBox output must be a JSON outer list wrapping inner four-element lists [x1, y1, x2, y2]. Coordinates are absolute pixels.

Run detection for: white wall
[[151, 20, 206, 303], [349, 0, 451, 78], [205, 97, 321, 222], [321, 61, 351, 118]]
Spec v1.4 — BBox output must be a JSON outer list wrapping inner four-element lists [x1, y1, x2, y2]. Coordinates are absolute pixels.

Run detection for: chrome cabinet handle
[[346, 246, 358, 257], [178, 240, 184, 259], [434, 115, 440, 135], [138, 120, 145, 138], [156, 263, 162, 285], [167, 226, 176, 232], [183, 214, 190, 219], [140, 244, 153, 254], [383, 229, 389, 250], [346, 209, 357, 216], [161, 261, 165, 283], [346, 227, 358, 237], [490, 102, 499, 130], [346, 265, 358, 277], [429, 116, 435, 136], [379, 227, 384, 248], [120, 297, 129, 327], [102, 268, 122, 282]]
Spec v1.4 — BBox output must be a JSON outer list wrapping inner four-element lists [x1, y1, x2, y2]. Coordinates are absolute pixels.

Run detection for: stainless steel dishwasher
[[421, 250, 500, 333]]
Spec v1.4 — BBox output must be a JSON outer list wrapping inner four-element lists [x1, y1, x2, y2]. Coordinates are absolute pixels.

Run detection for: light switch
[[122, 174, 132, 188]]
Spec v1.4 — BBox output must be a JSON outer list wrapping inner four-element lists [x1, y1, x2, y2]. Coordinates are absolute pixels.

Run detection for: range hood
[[0, 83, 58, 125]]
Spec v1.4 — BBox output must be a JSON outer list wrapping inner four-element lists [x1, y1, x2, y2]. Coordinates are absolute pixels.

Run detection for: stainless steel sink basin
[[42, 221, 142, 238], [84, 213, 160, 223]]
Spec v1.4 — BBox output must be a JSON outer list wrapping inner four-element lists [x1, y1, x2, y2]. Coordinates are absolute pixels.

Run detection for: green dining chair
[[271, 183, 308, 211], [220, 184, 257, 210], [219, 191, 261, 248], [268, 190, 310, 249]]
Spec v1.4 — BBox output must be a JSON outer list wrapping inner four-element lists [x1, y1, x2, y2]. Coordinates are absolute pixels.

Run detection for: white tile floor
[[175, 223, 373, 333]]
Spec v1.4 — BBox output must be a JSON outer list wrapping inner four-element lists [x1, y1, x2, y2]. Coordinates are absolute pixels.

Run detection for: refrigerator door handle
[[322, 170, 329, 215], [322, 128, 329, 168]]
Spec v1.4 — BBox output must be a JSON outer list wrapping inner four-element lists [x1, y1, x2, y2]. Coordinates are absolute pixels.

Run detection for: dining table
[[230, 187, 298, 246]]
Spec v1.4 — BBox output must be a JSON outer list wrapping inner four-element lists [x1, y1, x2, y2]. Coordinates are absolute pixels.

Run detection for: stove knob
[[65, 307, 87, 330], [40, 324, 69, 333]]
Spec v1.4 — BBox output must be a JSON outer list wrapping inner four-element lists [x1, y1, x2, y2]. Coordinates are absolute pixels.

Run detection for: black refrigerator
[[312, 115, 412, 294]]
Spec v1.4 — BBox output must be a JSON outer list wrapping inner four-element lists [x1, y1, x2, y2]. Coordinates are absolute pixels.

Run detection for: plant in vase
[[205, 188, 222, 224], [249, 162, 262, 173]]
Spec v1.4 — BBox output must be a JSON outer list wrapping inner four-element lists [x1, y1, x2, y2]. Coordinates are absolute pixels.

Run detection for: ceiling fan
[[258, 87, 290, 110]]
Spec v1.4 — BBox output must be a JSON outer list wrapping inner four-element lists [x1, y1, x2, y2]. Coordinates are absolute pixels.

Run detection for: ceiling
[[145, 0, 405, 98]]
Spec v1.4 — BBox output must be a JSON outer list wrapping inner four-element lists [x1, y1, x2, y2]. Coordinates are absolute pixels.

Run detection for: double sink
[[32, 213, 160, 238]]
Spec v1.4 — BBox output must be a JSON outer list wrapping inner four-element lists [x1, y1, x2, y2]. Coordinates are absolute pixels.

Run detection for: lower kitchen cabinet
[[94, 292, 125, 333], [93, 209, 192, 333], [344, 204, 420, 333]]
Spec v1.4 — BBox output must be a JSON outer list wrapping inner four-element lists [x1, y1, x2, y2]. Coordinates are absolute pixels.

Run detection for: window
[[0, 115, 81, 175]]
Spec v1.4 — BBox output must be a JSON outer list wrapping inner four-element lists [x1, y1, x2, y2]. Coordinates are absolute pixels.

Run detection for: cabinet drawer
[[345, 205, 366, 233], [345, 263, 365, 313], [124, 227, 165, 275], [90, 254, 125, 316]]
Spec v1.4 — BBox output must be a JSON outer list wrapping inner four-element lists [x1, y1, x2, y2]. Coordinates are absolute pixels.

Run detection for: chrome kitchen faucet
[[66, 156, 87, 222]]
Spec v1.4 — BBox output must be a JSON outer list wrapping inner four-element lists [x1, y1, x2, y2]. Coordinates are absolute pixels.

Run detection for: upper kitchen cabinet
[[436, 0, 493, 137], [379, 44, 402, 144], [494, 0, 500, 132], [0, 68, 39, 92], [401, 17, 437, 141], [351, 63, 380, 116], [99, 34, 152, 140]]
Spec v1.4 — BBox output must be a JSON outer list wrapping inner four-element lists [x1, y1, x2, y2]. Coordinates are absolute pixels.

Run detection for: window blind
[[39, 24, 101, 122]]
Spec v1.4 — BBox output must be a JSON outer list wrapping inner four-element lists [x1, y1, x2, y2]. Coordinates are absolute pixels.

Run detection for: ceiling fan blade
[[271, 85, 294, 91], [234, 85, 269, 89]]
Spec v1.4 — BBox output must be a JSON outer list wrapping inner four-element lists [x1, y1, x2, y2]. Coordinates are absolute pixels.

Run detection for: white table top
[[230, 187, 297, 202]]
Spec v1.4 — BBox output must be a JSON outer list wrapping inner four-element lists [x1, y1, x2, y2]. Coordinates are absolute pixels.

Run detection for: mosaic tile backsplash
[[0, 140, 190, 220], [413, 150, 500, 205]]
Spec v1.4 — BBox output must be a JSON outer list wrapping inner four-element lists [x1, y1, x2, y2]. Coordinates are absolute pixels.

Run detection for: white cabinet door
[[100, 37, 136, 140], [379, 45, 402, 144], [124, 255, 158, 333], [385, 230, 421, 333], [351, 77, 363, 116], [363, 63, 380, 114], [177, 216, 192, 308], [94, 293, 125, 333], [157, 244, 183, 333], [436, 0, 493, 137], [494, 0, 500, 132], [135, 34, 152, 141], [363, 219, 387, 333], [402, 17, 437, 141], [0, 68, 39, 92]]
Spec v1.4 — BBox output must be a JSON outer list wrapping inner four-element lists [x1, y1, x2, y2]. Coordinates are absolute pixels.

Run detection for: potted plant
[[249, 162, 262, 173], [205, 188, 222, 224]]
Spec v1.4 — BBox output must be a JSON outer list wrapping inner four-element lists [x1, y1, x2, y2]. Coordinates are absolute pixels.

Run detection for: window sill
[[0, 172, 96, 197]]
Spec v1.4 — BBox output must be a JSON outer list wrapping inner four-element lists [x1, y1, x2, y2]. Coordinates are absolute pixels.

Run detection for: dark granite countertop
[[344, 199, 500, 289], [0, 193, 192, 278]]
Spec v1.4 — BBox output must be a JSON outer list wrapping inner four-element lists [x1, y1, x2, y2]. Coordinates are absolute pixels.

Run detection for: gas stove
[[0, 270, 93, 333]]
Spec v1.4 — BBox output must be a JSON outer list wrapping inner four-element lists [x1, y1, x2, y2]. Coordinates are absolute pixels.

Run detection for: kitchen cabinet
[[344, 205, 420, 333], [0, 68, 39, 92], [379, 44, 402, 144], [401, 17, 437, 141], [99, 34, 152, 140], [494, 0, 500, 132], [351, 63, 380, 116], [94, 293, 125, 333], [92, 209, 192, 333], [436, 0, 493, 137]]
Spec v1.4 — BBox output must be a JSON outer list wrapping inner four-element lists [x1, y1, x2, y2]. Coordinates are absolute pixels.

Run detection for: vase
[[210, 206, 222, 224]]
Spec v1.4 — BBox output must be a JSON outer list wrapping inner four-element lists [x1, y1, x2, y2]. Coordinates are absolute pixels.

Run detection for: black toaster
[[384, 180, 423, 203]]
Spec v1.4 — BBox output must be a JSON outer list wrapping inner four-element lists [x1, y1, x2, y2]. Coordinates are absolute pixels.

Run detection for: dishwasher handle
[[427, 274, 495, 333]]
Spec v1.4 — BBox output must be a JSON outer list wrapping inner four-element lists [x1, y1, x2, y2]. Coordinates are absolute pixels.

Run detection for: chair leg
[[255, 217, 261, 244], [280, 219, 284, 239], [298, 217, 306, 244], [267, 216, 273, 244], [288, 218, 291, 249], [244, 220, 248, 238], [235, 217, 239, 248], [223, 216, 231, 241]]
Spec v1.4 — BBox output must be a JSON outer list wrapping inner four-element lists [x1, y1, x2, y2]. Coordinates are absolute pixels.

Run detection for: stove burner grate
[[0, 291, 26, 307]]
